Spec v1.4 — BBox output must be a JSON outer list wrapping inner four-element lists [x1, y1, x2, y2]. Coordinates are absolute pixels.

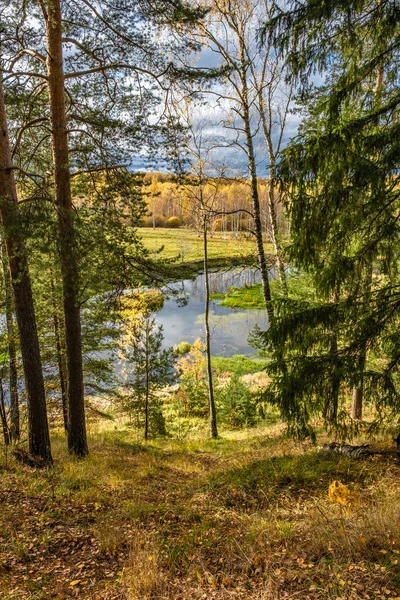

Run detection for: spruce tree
[[258, 0, 400, 437]]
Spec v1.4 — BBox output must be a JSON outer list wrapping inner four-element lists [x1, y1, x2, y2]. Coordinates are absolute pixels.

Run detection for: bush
[[174, 341, 191, 356], [166, 216, 181, 228], [142, 214, 167, 227], [176, 339, 208, 417], [216, 374, 258, 428]]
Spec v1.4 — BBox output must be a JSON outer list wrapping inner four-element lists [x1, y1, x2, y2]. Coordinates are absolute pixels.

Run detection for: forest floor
[[1, 423, 400, 600]]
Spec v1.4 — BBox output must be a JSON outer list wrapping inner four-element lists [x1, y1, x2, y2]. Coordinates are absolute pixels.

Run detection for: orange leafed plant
[[328, 480, 360, 508]]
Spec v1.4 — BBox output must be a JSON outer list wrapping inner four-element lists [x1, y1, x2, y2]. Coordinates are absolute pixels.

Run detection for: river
[[154, 267, 271, 357]]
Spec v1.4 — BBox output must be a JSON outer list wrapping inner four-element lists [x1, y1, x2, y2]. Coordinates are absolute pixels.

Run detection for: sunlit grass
[[139, 227, 271, 263], [1, 421, 399, 599]]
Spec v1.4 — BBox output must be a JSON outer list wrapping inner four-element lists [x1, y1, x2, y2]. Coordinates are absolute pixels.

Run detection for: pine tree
[[0, 76, 52, 462], [119, 314, 175, 440]]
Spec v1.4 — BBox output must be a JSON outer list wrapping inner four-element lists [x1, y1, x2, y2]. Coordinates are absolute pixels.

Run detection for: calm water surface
[[155, 267, 271, 356]]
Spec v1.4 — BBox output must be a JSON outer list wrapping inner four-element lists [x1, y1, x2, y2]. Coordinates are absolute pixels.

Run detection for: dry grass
[[122, 529, 164, 600], [305, 486, 400, 562], [0, 424, 399, 599]]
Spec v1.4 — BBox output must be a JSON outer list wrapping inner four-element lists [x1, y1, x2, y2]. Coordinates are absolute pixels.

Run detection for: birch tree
[[189, 0, 293, 315]]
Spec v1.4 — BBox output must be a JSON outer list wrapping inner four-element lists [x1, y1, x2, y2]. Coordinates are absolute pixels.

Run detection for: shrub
[[142, 214, 166, 227], [166, 216, 181, 228], [174, 341, 191, 356], [216, 374, 258, 428], [176, 338, 208, 417], [213, 218, 223, 232]]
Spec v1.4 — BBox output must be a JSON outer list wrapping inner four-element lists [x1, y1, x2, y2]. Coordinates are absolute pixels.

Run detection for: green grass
[[211, 354, 269, 376], [210, 451, 371, 508], [211, 283, 265, 309], [210, 273, 320, 309], [139, 228, 259, 261]]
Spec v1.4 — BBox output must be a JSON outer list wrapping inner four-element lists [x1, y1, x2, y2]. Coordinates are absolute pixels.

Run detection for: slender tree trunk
[[324, 333, 340, 424], [1, 240, 19, 440], [0, 78, 52, 462], [267, 169, 287, 292], [50, 269, 68, 432], [239, 54, 274, 322], [350, 10, 383, 422], [350, 260, 372, 421], [144, 328, 149, 441], [351, 387, 363, 420], [203, 216, 218, 439], [44, 0, 88, 456], [351, 349, 366, 420], [0, 379, 10, 446], [258, 102, 287, 293]]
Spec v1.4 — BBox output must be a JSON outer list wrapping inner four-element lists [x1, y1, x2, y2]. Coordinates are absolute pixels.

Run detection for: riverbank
[[1, 424, 399, 599], [139, 227, 275, 281]]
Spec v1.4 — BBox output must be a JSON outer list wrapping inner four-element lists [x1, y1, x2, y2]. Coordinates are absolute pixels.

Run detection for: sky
[[141, 32, 302, 176]]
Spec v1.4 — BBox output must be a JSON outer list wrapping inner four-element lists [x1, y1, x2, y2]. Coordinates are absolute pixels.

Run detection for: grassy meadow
[[1, 421, 399, 600], [139, 228, 274, 270]]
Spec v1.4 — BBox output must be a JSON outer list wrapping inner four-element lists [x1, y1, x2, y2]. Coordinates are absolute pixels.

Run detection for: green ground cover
[[211, 273, 318, 310], [211, 354, 269, 376]]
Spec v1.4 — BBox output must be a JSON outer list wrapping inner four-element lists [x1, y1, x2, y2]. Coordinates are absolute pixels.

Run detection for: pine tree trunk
[[350, 261, 372, 422], [44, 0, 88, 456], [203, 217, 218, 439], [351, 387, 363, 420], [239, 59, 274, 322], [324, 333, 340, 424], [0, 78, 52, 462], [50, 270, 68, 432], [350, 355, 366, 423], [1, 240, 19, 440]]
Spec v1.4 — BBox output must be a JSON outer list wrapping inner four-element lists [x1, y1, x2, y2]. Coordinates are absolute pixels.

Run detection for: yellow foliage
[[328, 480, 360, 508], [119, 289, 163, 319]]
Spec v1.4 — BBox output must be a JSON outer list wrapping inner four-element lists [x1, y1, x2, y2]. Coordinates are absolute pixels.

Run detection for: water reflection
[[156, 267, 271, 357]]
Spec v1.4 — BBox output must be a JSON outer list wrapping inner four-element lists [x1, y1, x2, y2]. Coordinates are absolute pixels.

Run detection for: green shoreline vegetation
[[211, 273, 318, 310], [211, 283, 264, 309]]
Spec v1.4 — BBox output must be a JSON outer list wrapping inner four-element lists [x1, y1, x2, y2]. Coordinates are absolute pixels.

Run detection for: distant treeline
[[141, 173, 288, 237]]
